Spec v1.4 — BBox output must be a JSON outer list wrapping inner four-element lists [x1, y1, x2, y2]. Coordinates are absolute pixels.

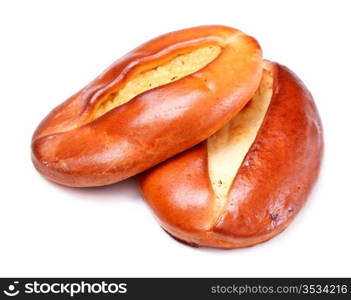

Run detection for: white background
[[0, 0, 350, 277]]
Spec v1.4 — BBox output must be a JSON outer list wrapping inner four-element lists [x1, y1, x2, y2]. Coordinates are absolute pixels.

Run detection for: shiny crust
[[139, 62, 323, 249], [32, 25, 262, 187]]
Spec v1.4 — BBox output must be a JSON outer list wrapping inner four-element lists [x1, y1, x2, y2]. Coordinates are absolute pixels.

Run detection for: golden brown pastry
[[139, 61, 323, 249], [32, 25, 262, 187]]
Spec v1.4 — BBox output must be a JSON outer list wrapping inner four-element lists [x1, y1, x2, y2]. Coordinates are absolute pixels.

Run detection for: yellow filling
[[207, 66, 273, 219], [93, 45, 221, 119]]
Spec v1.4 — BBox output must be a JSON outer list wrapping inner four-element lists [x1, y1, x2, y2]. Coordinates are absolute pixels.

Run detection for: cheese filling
[[93, 45, 221, 119], [208, 65, 273, 221]]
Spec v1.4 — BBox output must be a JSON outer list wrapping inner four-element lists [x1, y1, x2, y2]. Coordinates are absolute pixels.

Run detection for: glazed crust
[[139, 62, 323, 249], [32, 25, 262, 187]]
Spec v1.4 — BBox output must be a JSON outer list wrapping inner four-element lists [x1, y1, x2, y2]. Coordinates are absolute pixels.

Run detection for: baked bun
[[32, 25, 262, 187], [139, 61, 323, 249]]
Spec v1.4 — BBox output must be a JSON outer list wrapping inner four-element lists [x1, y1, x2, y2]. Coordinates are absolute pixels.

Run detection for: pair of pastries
[[32, 25, 323, 249]]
